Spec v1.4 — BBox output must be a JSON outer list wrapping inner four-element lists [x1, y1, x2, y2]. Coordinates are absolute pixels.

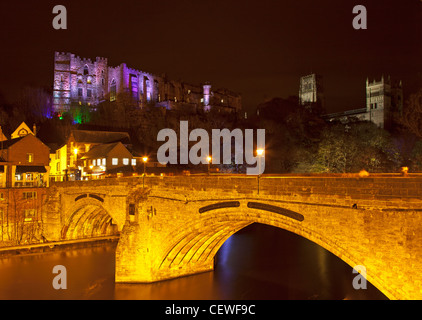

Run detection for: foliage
[[299, 122, 402, 173]]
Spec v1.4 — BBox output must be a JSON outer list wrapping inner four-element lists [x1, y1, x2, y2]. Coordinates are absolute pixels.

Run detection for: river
[[0, 223, 387, 300]]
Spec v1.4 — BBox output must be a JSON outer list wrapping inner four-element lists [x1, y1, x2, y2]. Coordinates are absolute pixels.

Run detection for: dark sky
[[1, 0, 421, 114]]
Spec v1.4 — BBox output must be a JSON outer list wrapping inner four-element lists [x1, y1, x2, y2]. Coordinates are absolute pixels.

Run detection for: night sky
[[1, 0, 421, 114]]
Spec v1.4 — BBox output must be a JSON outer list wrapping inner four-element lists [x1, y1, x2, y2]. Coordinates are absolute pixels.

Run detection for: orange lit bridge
[[45, 175, 422, 300]]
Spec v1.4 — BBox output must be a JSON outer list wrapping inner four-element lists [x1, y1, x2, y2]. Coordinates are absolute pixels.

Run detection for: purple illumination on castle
[[53, 52, 242, 115]]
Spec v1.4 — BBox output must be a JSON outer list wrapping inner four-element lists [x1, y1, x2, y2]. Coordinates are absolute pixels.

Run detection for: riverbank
[[0, 236, 119, 257]]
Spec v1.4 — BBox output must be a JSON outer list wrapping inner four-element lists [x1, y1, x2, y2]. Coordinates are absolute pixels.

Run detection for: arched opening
[[156, 207, 392, 299], [61, 203, 119, 240], [213, 223, 388, 300], [83, 65, 89, 75]]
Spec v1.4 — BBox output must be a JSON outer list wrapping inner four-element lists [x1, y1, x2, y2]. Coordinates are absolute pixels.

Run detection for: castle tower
[[299, 74, 325, 111], [203, 83, 211, 111], [366, 76, 403, 130]]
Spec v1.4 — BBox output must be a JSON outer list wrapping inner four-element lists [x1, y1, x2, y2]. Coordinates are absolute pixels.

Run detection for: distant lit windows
[[87, 76, 92, 84], [93, 160, 96, 166], [102, 158, 106, 166], [112, 158, 118, 165], [23, 191, 37, 200], [131, 159, 136, 166], [123, 158, 129, 165]]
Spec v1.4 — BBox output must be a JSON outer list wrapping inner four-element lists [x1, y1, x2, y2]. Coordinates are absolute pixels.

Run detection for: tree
[[400, 88, 422, 139], [301, 122, 402, 173]]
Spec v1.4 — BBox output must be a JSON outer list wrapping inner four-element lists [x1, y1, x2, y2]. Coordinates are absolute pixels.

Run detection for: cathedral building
[[321, 75, 403, 131], [53, 52, 241, 115]]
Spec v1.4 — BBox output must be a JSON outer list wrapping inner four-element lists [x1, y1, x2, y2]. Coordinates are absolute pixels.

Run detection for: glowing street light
[[256, 148, 265, 195], [142, 156, 148, 188], [206, 156, 212, 174]]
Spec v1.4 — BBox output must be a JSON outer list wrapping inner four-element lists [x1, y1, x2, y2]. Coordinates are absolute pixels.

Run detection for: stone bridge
[[45, 174, 422, 300]]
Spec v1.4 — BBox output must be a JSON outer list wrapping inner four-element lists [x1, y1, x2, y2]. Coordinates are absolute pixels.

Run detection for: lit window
[[123, 158, 129, 165], [110, 79, 116, 102], [131, 159, 136, 166], [87, 77, 92, 84], [102, 158, 106, 166], [112, 158, 118, 165], [24, 209, 36, 222], [93, 160, 96, 166], [0, 193, 4, 200], [27, 153, 34, 163]]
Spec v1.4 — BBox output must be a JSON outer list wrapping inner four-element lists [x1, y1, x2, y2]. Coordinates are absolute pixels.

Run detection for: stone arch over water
[[61, 198, 119, 240]]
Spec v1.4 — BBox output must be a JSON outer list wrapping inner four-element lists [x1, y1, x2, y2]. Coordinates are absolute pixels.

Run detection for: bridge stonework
[[47, 175, 422, 300]]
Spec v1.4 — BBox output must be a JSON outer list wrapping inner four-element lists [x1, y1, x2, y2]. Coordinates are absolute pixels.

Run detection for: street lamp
[[256, 148, 264, 195], [206, 156, 212, 175], [142, 156, 148, 188]]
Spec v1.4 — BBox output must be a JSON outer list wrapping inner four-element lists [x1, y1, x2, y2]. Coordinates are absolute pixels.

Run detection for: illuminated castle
[[53, 52, 241, 114]]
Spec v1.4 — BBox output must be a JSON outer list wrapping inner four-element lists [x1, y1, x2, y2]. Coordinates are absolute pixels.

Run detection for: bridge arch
[[61, 198, 119, 240], [156, 206, 393, 299]]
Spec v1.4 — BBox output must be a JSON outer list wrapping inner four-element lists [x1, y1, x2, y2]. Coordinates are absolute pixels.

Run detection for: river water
[[0, 223, 387, 300]]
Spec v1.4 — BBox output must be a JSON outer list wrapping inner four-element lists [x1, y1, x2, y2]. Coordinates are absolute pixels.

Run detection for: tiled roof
[[71, 130, 131, 144], [80, 142, 120, 159]]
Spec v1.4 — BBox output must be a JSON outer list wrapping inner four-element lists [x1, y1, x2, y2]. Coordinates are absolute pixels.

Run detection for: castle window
[[87, 89, 92, 98], [78, 88, 83, 97], [87, 77, 92, 84], [101, 78, 105, 85], [84, 65, 89, 75], [110, 79, 116, 102]]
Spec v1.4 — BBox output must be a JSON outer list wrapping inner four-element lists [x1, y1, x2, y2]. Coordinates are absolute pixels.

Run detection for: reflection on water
[[0, 224, 387, 300]]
